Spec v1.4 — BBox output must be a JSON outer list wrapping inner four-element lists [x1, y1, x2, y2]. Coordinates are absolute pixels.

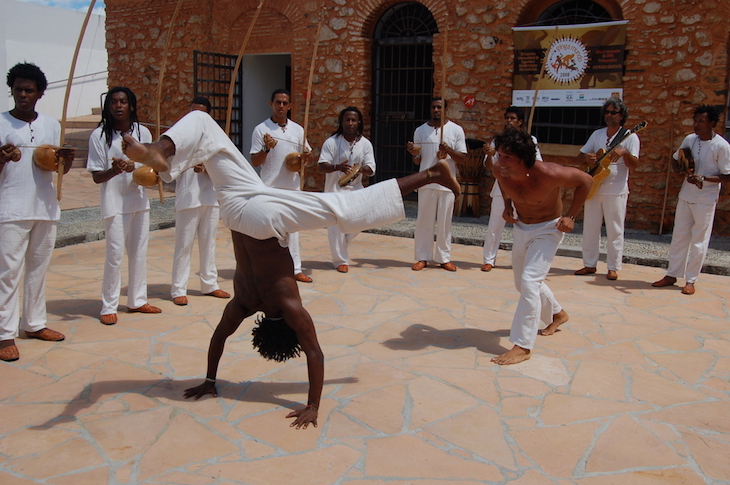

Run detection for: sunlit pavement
[[1, 169, 729, 484]]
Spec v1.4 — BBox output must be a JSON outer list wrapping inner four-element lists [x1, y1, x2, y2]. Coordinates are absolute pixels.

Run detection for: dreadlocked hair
[[251, 315, 302, 362], [99, 87, 141, 147]]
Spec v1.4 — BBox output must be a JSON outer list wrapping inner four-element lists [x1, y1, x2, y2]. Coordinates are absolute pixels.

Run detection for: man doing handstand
[[122, 110, 460, 428], [491, 127, 592, 365]]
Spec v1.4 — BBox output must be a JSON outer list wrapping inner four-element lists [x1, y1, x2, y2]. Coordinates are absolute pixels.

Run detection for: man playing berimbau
[[122, 110, 461, 429]]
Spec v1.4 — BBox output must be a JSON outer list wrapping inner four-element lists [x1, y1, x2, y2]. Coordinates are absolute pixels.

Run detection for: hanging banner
[[512, 21, 628, 107]]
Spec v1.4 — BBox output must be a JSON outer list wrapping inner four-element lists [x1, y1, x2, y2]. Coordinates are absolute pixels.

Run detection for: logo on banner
[[546, 35, 589, 85]]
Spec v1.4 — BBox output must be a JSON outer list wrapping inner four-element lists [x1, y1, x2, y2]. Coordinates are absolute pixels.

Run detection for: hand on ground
[[286, 406, 318, 429]]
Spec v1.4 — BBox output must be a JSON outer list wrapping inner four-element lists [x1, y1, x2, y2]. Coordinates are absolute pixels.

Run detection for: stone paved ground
[[2, 168, 730, 484], [1, 216, 729, 484]]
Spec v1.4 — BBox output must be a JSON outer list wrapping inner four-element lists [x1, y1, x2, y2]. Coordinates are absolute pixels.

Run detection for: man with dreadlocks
[[87, 87, 161, 326], [121, 110, 461, 429], [317, 106, 376, 273]]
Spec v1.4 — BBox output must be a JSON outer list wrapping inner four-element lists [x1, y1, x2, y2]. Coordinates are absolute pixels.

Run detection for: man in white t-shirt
[[575, 98, 640, 281], [87, 87, 161, 325], [0, 63, 74, 362], [317, 107, 376, 273], [653, 105, 730, 295], [171, 97, 230, 306], [407, 98, 467, 272], [481, 106, 543, 272], [250, 89, 313, 283]]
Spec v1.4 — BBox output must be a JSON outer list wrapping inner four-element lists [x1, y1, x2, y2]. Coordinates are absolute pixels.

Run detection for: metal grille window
[[372, 2, 438, 183], [193, 51, 242, 149], [536, 0, 613, 25], [530, 0, 616, 145]]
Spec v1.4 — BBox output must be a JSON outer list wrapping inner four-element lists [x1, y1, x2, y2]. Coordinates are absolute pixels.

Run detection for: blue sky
[[17, 0, 106, 14]]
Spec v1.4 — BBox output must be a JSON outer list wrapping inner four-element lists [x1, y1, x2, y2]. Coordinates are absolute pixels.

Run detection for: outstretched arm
[[281, 302, 323, 430], [183, 300, 250, 400]]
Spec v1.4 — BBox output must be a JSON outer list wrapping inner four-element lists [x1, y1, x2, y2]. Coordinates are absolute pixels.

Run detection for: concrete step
[[64, 114, 99, 130], [62, 113, 99, 167]]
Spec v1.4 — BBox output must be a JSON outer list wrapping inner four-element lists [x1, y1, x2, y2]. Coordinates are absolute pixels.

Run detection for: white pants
[[328, 225, 358, 267], [414, 188, 455, 263], [510, 218, 563, 350], [582, 194, 627, 271], [171, 206, 221, 297], [287, 231, 303, 275], [163, 111, 406, 244], [0, 220, 56, 340], [102, 210, 150, 315], [482, 195, 506, 265], [665, 199, 716, 283]]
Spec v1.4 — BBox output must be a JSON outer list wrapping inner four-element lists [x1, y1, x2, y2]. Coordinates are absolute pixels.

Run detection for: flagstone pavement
[[1, 170, 729, 485]]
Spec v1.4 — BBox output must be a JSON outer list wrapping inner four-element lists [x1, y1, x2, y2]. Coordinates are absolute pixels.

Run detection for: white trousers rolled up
[[483, 195, 506, 265], [172, 206, 221, 297], [666, 199, 715, 283], [0, 220, 56, 340], [510, 218, 563, 350], [581, 193, 627, 271], [102, 210, 149, 315], [414, 188, 454, 264]]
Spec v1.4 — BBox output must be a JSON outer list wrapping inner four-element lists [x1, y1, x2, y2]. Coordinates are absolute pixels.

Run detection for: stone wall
[[105, 0, 730, 234]]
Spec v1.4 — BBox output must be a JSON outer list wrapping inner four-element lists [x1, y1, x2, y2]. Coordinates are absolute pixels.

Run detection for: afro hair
[[251, 315, 302, 362]]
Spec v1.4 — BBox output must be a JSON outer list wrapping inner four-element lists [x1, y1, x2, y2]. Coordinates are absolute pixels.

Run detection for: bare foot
[[491, 345, 531, 365], [122, 134, 170, 172], [539, 309, 569, 336], [427, 159, 461, 197]]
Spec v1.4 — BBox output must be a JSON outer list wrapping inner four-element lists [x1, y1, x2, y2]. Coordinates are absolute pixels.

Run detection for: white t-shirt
[[318, 134, 376, 193], [174, 167, 219, 211], [580, 127, 641, 196], [413, 120, 467, 192], [0, 112, 61, 223], [86, 124, 152, 219], [489, 135, 543, 198], [674, 133, 730, 204], [250, 118, 310, 190]]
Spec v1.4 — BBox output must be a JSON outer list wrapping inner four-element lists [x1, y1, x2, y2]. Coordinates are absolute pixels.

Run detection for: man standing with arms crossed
[[250, 89, 313, 283], [407, 98, 467, 272], [574, 98, 640, 281], [0, 63, 74, 362], [491, 127, 592, 365]]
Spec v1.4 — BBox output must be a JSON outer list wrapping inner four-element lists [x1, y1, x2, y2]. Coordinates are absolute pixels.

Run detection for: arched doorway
[[371, 2, 438, 183]]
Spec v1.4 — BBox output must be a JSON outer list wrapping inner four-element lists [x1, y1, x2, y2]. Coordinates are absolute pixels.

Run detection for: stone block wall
[[105, 0, 730, 234]]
